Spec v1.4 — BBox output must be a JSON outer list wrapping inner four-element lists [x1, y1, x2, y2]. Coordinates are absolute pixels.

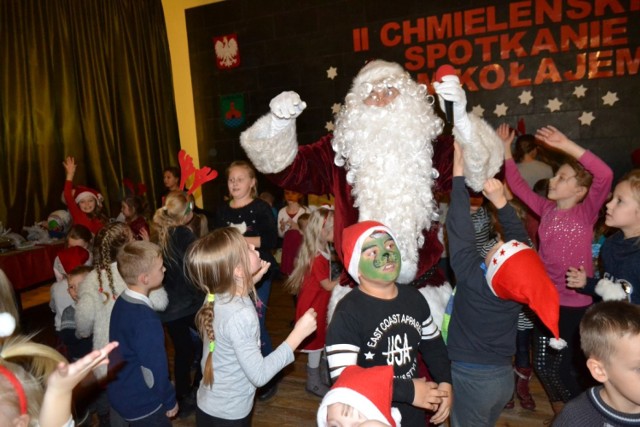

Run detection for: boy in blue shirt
[[108, 241, 178, 425]]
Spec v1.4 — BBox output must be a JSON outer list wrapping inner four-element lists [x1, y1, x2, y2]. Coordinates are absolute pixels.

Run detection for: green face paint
[[358, 231, 401, 283]]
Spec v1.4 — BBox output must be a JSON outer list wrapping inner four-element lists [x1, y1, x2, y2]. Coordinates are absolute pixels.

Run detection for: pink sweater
[[505, 151, 613, 307]]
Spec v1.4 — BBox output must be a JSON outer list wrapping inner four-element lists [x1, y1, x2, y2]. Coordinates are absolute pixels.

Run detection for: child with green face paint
[[326, 221, 453, 426]]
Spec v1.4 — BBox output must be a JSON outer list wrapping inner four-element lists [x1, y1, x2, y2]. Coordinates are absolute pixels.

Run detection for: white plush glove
[[269, 91, 307, 135], [433, 75, 471, 141]]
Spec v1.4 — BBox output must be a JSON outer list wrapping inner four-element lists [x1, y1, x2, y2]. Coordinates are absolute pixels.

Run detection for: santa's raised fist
[[269, 91, 307, 120]]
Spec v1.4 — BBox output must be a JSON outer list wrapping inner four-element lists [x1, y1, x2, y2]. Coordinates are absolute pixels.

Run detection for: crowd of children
[[0, 105, 638, 427]]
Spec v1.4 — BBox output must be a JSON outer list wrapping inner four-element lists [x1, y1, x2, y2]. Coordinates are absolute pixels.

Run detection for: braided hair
[[93, 222, 133, 302], [185, 228, 255, 386]]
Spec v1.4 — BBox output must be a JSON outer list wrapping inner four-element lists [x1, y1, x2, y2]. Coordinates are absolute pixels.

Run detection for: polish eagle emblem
[[214, 34, 240, 69]]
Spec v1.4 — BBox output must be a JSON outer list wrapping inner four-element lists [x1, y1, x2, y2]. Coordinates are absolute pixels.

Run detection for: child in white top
[[185, 227, 317, 426]]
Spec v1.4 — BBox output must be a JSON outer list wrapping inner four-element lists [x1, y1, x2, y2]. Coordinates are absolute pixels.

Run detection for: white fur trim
[[327, 284, 352, 325], [0, 312, 16, 337], [453, 114, 504, 192], [240, 113, 298, 173], [418, 282, 452, 330], [549, 338, 567, 350], [351, 60, 407, 90], [317, 387, 395, 427], [484, 240, 530, 292], [595, 278, 628, 301]]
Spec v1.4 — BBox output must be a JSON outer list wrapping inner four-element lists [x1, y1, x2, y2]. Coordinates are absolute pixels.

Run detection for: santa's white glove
[[269, 91, 307, 135], [433, 75, 471, 141]]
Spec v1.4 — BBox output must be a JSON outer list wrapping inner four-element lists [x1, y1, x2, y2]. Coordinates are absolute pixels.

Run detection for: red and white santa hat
[[317, 365, 401, 427], [74, 185, 103, 206], [342, 221, 397, 285], [58, 246, 90, 275], [485, 240, 566, 349]]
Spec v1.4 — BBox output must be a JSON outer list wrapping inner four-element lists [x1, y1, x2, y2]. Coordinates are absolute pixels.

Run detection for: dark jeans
[[515, 328, 532, 368], [196, 406, 251, 427], [165, 312, 202, 398]]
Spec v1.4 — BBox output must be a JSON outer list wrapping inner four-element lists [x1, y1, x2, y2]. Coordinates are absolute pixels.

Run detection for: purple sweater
[[505, 151, 613, 307]]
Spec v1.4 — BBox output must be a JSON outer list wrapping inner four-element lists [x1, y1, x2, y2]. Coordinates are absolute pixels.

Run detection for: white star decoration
[[331, 103, 342, 115], [602, 91, 619, 106], [364, 351, 374, 360], [494, 103, 508, 117], [573, 85, 587, 98], [578, 112, 595, 126], [519, 90, 533, 105], [326, 66, 338, 80], [471, 104, 485, 117], [546, 98, 563, 112], [325, 121, 335, 132]]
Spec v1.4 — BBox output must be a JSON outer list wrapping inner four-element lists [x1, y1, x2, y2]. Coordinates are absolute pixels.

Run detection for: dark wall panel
[[186, 0, 640, 209]]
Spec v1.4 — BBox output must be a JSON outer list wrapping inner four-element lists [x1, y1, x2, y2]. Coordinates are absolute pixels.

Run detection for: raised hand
[[535, 126, 585, 158], [62, 157, 77, 180], [482, 178, 507, 209], [497, 123, 515, 160], [269, 91, 307, 120]]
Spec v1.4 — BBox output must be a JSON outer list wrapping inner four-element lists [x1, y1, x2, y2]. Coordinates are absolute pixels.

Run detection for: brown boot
[[514, 367, 536, 410]]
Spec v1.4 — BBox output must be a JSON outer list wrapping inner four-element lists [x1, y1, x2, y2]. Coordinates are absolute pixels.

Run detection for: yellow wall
[[161, 0, 223, 205]]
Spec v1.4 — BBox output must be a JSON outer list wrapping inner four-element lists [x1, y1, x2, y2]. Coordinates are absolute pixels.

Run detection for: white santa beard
[[334, 93, 442, 284]]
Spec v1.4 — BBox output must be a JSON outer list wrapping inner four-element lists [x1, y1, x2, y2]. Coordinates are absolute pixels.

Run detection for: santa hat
[[57, 246, 90, 275], [74, 185, 103, 206], [485, 240, 566, 349], [342, 221, 397, 285], [317, 365, 401, 427], [352, 60, 407, 90]]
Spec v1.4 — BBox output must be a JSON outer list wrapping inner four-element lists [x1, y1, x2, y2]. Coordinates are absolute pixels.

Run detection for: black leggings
[[165, 312, 202, 398], [533, 305, 592, 402], [196, 407, 251, 427]]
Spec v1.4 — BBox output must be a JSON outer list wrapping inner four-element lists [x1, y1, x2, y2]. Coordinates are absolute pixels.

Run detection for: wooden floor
[[21, 279, 555, 426]]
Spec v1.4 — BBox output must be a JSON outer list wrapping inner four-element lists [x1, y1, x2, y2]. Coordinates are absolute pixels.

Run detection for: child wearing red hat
[[445, 143, 563, 427], [317, 365, 401, 427], [326, 221, 452, 426], [62, 156, 107, 234]]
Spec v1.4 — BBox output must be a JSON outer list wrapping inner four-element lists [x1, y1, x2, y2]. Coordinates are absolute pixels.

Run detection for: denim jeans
[[450, 361, 513, 427], [255, 277, 273, 356]]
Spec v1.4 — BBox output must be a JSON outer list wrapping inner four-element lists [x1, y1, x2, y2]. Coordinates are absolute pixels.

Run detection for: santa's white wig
[[332, 60, 444, 283]]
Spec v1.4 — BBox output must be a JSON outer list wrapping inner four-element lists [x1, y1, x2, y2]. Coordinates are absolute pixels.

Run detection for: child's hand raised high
[[535, 125, 586, 159], [285, 308, 317, 351], [62, 156, 77, 181], [482, 178, 507, 209], [497, 123, 515, 160]]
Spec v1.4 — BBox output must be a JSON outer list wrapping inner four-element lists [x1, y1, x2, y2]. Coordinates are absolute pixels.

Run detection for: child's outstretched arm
[[62, 156, 77, 182], [500, 126, 550, 217], [284, 308, 317, 350], [446, 142, 482, 274], [484, 179, 530, 244], [40, 342, 118, 427]]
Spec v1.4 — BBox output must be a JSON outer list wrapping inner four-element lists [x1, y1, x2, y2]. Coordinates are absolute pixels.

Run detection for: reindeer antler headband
[[178, 150, 218, 196]]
